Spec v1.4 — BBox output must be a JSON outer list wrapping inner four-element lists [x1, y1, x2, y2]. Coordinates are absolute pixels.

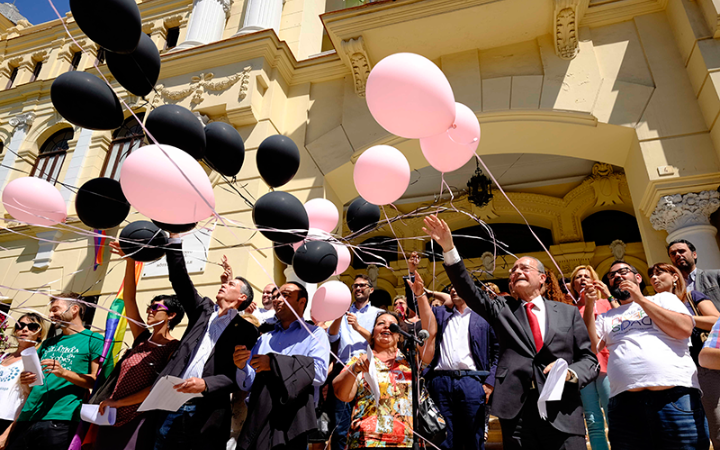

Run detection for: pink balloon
[[353, 145, 410, 205], [311, 280, 352, 322], [120, 144, 215, 224], [304, 198, 339, 233], [366, 53, 456, 139], [333, 242, 351, 276], [2, 177, 66, 226], [420, 103, 481, 173]]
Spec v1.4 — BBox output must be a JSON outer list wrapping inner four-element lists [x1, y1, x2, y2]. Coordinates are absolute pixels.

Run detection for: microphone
[[389, 323, 429, 344]]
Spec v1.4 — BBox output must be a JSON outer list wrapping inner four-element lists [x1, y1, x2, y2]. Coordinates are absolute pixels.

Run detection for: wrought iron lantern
[[467, 159, 493, 208]]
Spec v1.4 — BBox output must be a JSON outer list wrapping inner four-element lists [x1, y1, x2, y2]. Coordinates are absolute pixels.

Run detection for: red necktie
[[524, 303, 543, 352]]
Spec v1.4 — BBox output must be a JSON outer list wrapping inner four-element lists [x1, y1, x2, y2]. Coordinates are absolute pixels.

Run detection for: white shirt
[[181, 306, 238, 380], [686, 268, 697, 293], [253, 307, 277, 326], [0, 358, 25, 421], [595, 292, 699, 397], [523, 295, 547, 341], [436, 307, 477, 371]]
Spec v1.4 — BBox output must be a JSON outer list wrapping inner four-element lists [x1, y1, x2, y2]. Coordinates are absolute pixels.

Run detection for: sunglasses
[[146, 303, 169, 314], [15, 322, 41, 332], [351, 283, 371, 290]]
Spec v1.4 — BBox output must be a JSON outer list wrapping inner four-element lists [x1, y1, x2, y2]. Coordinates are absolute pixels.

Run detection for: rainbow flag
[[93, 230, 107, 271], [99, 261, 143, 380]]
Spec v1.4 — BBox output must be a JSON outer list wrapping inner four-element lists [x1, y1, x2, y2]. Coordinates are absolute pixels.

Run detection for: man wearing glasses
[[423, 215, 598, 450], [583, 260, 707, 450], [328, 274, 383, 450]]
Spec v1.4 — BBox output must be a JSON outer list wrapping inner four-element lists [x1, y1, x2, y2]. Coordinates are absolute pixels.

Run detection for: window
[[29, 61, 42, 82], [32, 129, 74, 184], [165, 27, 179, 50], [81, 295, 99, 330], [70, 52, 82, 71], [351, 236, 399, 269], [5, 67, 17, 90], [101, 114, 145, 181], [96, 48, 106, 65], [0, 141, 4, 155]]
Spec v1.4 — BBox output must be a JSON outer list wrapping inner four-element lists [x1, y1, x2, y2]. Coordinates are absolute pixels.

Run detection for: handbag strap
[[687, 291, 702, 317]]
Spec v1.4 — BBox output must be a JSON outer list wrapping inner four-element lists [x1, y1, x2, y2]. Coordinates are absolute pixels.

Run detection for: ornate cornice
[[339, 36, 371, 97], [554, 0, 588, 60], [152, 66, 251, 106], [650, 190, 720, 234], [8, 112, 35, 129]]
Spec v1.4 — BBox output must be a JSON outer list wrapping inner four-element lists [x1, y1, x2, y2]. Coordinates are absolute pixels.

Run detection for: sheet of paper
[[137, 375, 202, 412], [537, 358, 568, 420], [20, 347, 44, 387], [365, 343, 381, 411], [80, 404, 116, 426]]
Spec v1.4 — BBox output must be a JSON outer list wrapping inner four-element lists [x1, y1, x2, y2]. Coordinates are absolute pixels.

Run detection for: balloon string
[[444, 123, 479, 146]]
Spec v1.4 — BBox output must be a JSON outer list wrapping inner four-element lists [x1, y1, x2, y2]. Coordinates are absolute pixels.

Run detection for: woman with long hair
[[648, 262, 720, 447], [570, 265, 612, 450], [0, 313, 46, 448], [333, 311, 414, 449]]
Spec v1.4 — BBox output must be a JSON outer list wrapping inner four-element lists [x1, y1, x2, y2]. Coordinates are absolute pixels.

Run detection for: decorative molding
[[587, 163, 623, 207], [554, 0, 587, 60], [164, 14, 185, 28], [9, 112, 35, 130], [340, 36, 371, 97], [650, 190, 720, 234], [480, 251, 495, 274], [609, 239, 626, 261], [194, 112, 210, 125], [142, 21, 157, 35], [153, 67, 251, 106], [31, 50, 49, 62], [217, 0, 233, 18]]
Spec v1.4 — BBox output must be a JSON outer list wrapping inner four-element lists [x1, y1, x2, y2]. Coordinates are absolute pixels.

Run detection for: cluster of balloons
[[353, 53, 482, 206]]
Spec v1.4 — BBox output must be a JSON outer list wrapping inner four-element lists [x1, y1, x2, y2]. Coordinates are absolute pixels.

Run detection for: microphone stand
[[391, 323, 422, 450]]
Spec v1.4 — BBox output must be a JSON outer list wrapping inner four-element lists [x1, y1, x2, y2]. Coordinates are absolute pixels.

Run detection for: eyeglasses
[[351, 283, 371, 290], [146, 303, 169, 314], [509, 264, 543, 275], [607, 267, 634, 279], [15, 322, 41, 332]]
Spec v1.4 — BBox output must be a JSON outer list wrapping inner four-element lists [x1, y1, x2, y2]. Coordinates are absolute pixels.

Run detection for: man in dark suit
[[423, 215, 598, 450], [154, 234, 259, 450]]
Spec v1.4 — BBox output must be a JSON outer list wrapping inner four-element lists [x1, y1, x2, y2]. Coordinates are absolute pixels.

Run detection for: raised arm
[[620, 281, 692, 340], [110, 241, 144, 339], [582, 285, 604, 353], [220, 255, 233, 284], [407, 270, 437, 341], [347, 313, 371, 344], [166, 233, 205, 318]]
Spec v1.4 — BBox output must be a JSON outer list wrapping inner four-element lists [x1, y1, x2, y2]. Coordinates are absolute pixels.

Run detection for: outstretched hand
[[109, 241, 129, 259], [220, 255, 233, 284], [406, 270, 425, 297], [422, 215, 454, 252]]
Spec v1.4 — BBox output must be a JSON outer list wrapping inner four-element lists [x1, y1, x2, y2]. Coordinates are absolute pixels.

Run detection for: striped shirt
[[181, 305, 238, 380], [704, 316, 720, 350]]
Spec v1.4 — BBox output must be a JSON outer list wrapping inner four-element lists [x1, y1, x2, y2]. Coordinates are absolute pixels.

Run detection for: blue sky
[[12, 0, 70, 25]]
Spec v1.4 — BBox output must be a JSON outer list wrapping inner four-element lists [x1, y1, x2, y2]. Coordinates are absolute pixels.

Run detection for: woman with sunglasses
[[0, 313, 46, 449], [88, 242, 185, 450]]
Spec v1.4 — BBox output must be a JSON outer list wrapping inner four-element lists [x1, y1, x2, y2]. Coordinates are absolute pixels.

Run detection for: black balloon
[[274, 243, 295, 265], [106, 33, 161, 97], [119, 221, 168, 262], [204, 122, 245, 177], [70, 0, 141, 54], [292, 241, 338, 283], [145, 105, 206, 160], [253, 191, 308, 244], [51, 72, 124, 131], [152, 221, 197, 234], [347, 198, 381, 233], [256, 135, 300, 188], [75, 178, 130, 230]]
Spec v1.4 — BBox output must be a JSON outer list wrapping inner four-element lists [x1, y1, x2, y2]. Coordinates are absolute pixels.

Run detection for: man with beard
[[234, 282, 330, 449], [9, 293, 103, 450], [668, 239, 720, 310], [583, 260, 708, 450], [328, 274, 383, 450]]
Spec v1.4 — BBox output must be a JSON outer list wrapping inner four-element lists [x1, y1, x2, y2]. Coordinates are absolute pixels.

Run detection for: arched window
[[351, 236, 399, 269], [101, 113, 145, 180], [581, 211, 642, 245], [32, 129, 73, 184]]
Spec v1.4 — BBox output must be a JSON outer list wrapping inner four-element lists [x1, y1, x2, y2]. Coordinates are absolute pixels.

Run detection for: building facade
[[0, 0, 718, 329]]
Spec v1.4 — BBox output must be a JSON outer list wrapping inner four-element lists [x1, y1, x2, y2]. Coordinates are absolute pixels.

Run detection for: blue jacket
[[427, 305, 500, 387]]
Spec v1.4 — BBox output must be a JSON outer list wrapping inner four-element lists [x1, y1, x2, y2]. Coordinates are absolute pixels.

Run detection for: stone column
[[235, 0, 284, 36], [175, 0, 232, 50], [650, 190, 720, 269], [284, 266, 317, 321], [61, 128, 94, 205], [0, 112, 35, 191]]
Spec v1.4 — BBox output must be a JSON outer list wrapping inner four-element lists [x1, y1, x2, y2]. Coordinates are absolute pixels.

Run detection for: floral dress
[[346, 350, 413, 448]]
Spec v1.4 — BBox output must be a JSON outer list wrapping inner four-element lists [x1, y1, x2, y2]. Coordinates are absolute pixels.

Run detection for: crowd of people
[[0, 219, 720, 450]]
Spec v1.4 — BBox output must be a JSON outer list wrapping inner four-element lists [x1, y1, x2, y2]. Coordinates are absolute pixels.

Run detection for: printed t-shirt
[[18, 329, 103, 422], [595, 292, 699, 398], [0, 357, 25, 421]]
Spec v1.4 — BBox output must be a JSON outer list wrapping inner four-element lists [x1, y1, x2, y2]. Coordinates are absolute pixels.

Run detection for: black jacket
[[157, 242, 258, 448], [445, 260, 599, 436], [238, 354, 317, 450]]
